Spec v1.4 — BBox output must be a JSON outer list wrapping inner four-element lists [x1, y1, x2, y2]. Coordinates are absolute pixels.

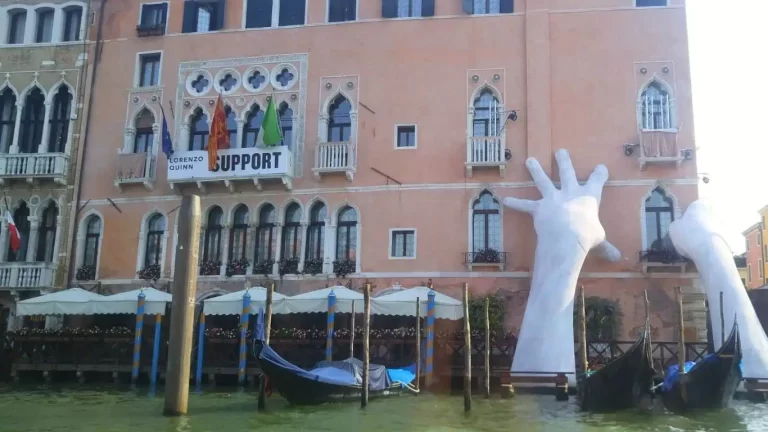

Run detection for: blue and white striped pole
[[195, 311, 205, 392], [238, 291, 251, 385], [131, 290, 146, 387], [425, 289, 436, 387], [150, 314, 162, 392], [326, 290, 336, 362]]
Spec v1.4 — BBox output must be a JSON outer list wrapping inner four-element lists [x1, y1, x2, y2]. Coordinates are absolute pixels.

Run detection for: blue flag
[[159, 105, 174, 158]]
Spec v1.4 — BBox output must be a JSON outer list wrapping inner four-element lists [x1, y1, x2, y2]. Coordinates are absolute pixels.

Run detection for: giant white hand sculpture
[[670, 201, 768, 378], [506, 149, 621, 379]]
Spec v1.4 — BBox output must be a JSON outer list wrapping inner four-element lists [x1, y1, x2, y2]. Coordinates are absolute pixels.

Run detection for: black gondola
[[577, 322, 656, 412], [661, 322, 741, 412], [254, 340, 414, 405]]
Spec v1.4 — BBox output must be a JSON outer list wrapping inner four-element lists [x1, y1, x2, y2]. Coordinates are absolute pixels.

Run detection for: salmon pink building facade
[[74, 0, 702, 340]]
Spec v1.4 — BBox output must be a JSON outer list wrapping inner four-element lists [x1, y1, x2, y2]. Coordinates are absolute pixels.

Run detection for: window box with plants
[[639, 247, 690, 273], [76, 265, 96, 281], [136, 23, 165, 37], [333, 259, 356, 278], [226, 258, 249, 277], [278, 257, 300, 277], [137, 264, 161, 282], [303, 258, 323, 276], [465, 248, 506, 270], [199, 260, 222, 276], [252, 259, 275, 277]]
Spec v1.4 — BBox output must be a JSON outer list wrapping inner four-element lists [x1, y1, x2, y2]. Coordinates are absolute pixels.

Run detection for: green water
[[0, 387, 767, 432]]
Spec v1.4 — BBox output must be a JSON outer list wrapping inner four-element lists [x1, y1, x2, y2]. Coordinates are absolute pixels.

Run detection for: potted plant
[[333, 259, 355, 278], [226, 258, 250, 277], [199, 260, 222, 276], [252, 259, 275, 277], [137, 264, 161, 281], [473, 248, 501, 264], [75, 265, 96, 281], [303, 259, 323, 276], [278, 256, 300, 276]]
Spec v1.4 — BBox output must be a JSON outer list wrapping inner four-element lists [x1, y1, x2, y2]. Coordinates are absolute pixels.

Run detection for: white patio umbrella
[[371, 286, 464, 320], [90, 287, 172, 315], [283, 286, 363, 314], [16, 288, 105, 316], [203, 287, 288, 315]]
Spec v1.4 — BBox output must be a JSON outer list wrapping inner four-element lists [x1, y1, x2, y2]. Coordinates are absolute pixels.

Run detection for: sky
[[687, 0, 768, 253]]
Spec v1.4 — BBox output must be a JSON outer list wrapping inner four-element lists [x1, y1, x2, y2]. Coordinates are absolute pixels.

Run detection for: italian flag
[[6, 211, 20, 252]]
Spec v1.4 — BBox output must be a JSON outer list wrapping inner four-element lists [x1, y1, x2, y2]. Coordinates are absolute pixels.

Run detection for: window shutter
[[381, 0, 396, 18], [462, 0, 474, 14], [500, 0, 513, 13], [422, 0, 435, 16], [246, 0, 272, 28], [211, 0, 226, 30], [181, 1, 197, 33], [160, 3, 169, 23]]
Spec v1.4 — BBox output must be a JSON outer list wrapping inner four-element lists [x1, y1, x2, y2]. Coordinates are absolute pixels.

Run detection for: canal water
[[0, 386, 766, 432]]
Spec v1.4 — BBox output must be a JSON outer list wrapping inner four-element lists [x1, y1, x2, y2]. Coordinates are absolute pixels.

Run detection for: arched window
[[36, 202, 58, 262], [203, 206, 223, 264], [83, 215, 101, 268], [48, 85, 72, 153], [336, 206, 357, 262], [473, 89, 501, 137], [7, 202, 30, 262], [20, 88, 45, 154], [327, 95, 351, 142], [144, 214, 165, 268], [472, 191, 501, 253], [280, 102, 293, 148], [229, 205, 249, 261], [644, 188, 674, 249], [281, 203, 301, 259], [0, 89, 16, 153], [641, 82, 672, 130], [305, 202, 327, 261], [256, 204, 276, 262], [134, 108, 155, 153], [62, 6, 83, 42], [242, 105, 262, 148], [189, 108, 209, 151], [224, 106, 238, 145]]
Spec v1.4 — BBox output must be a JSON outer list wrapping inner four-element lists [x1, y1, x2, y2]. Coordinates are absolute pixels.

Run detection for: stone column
[[38, 101, 52, 153], [123, 127, 136, 153], [51, 214, 62, 265], [136, 224, 148, 272], [298, 222, 307, 273], [74, 220, 86, 269], [272, 223, 283, 276], [0, 219, 8, 262], [179, 123, 190, 151], [25, 217, 39, 262], [235, 119, 245, 148], [325, 222, 336, 275], [245, 224, 257, 275], [219, 224, 230, 276], [9, 103, 23, 154], [64, 110, 77, 155]]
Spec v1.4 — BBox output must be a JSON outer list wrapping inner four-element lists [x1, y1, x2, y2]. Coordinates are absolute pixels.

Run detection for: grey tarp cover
[[313, 357, 392, 391]]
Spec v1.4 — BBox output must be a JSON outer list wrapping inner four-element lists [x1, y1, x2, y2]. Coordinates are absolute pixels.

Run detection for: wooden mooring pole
[[163, 195, 201, 416], [463, 283, 472, 412], [258, 283, 274, 411], [361, 283, 371, 408], [676, 286, 687, 400], [484, 297, 490, 398], [719, 291, 725, 348], [415, 297, 421, 393], [350, 301, 355, 358], [577, 286, 588, 374]]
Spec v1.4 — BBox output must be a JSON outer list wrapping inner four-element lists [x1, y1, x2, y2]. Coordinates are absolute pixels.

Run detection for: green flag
[[261, 96, 282, 147]]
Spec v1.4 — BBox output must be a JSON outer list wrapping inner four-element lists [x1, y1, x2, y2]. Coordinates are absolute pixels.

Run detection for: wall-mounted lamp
[[623, 143, 639, 156], [681, 148, 694, 160]]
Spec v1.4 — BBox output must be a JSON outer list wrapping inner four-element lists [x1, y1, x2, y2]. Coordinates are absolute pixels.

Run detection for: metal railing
[[464, 251, 507, 265]]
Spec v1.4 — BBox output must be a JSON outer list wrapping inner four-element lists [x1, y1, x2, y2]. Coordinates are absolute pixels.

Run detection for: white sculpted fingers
[[554, 149, 578, 194], [585, 164, 609, 200], [525, 157, 557, 198], [503, 197, 538, 214], [593, 240, 622, 262]]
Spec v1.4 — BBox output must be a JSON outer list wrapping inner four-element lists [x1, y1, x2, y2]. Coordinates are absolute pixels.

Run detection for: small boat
[[254, 340, 417, 405], [577, 323, 656, 412], [661, 322, 742, 412]]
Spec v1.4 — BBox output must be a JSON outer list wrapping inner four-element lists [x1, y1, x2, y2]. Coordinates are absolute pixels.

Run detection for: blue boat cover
[[387, 367, 416, 386], [662, 353, 723, 392]]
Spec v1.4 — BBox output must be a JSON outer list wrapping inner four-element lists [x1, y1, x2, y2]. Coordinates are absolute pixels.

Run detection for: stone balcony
[[313, 141, 356, 181], [114, 152, 155, 191], [625, 129, 693, 170], [0, 153, 68, 185], [0, 262, 55, 289], [465, 136, 506, 177]]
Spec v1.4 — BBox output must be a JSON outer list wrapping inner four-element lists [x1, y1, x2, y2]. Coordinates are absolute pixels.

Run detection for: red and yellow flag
[[207, 95, 230, 171]]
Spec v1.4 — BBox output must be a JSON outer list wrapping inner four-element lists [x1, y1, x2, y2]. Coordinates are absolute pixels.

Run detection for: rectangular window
[[140, 3, 168, 28], [182, 0, 225, 33], [382, 0, 435, 18], [390, 229, 416, 259], [760, 233, 763, 247], [636, 0, 667, 7], [8, 11, 27, 44], [462, 0, 514, 14], [760, 260, 764, 280], [279, 0, 306, 26], [748, 264, 752, 283], [36, 10, 54, 43], [62, 7, 83, 41], [747, 238, 750, 251], [396, 125, 416, 149], [245, 0, 273, 28], [139, 53, 161, 87], [328, 0, 356, 23]]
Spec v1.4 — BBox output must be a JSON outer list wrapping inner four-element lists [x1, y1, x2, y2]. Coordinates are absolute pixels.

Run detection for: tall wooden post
[[463, 283, 471, 412], [719, 291, 725, 348], [163, 195, 201, 416], [415, 297, 421, 393], [361, 283, 371, 408], [676, 286, 687, 400], [484, 297, 490, 398], [350, 301, 355, 358], [577, 286, 588, 373], [258, 283, 274, 411]]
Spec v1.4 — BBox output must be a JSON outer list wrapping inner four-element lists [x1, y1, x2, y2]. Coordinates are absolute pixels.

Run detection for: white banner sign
[[167, 146, 293, 181]]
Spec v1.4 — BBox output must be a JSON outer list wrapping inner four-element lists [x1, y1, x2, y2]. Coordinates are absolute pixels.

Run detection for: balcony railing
[[313, 141, 356, 181], [0, 263, 55, 289], [0, 153, 67, 185], [136, 23, 166, 37], [639, 247, 690, 273], [465, 250, 507, 270], [115, 152, 154, 191], [638, 130, 683, 169], [465, 136, 505, 177]]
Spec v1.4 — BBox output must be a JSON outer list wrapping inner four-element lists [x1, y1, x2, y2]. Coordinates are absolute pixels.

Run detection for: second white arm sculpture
[[505, 149, 621, 378], [670, 201, 768, 379]]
